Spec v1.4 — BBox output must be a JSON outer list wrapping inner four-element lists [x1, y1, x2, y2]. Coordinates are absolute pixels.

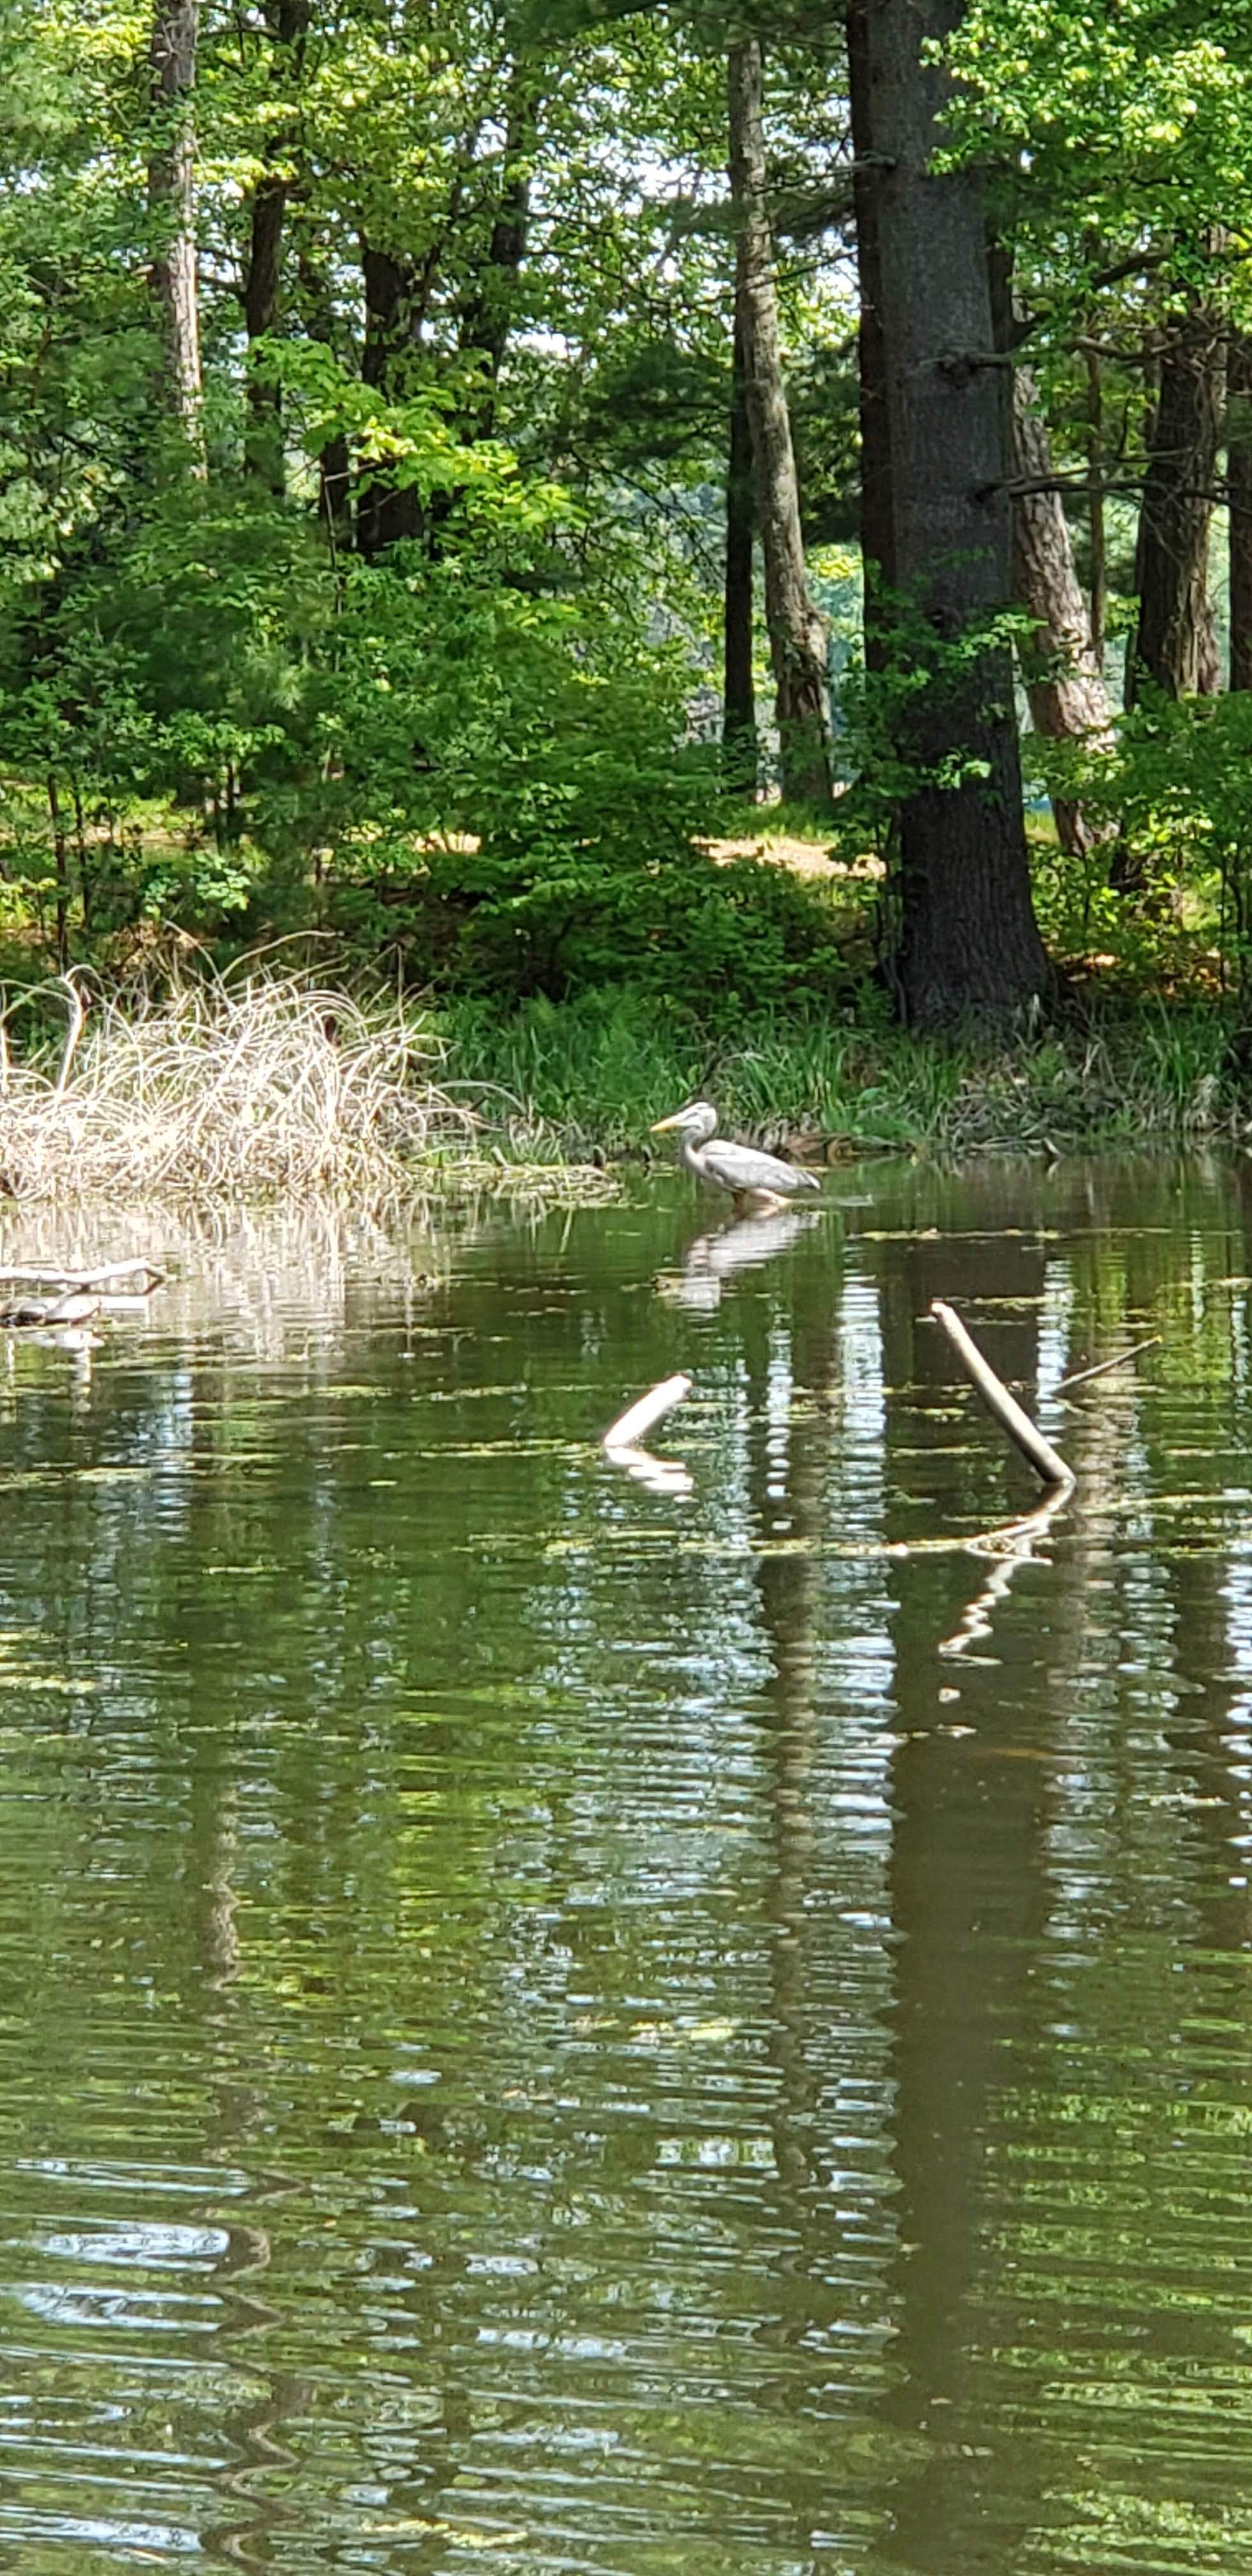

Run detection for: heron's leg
[[746, 1188, 788, 1215]]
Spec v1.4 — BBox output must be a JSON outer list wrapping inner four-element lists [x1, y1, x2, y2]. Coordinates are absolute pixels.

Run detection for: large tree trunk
[[723, 302, 758, 793], [458, 62, 537, 438], [848, 0, 1051, 1030], [1010, 368, 1114, 860], [242, 0, 309, 492], [357, 246, 424, 555], [1127, 305, 1223, 703], [727, 37, 830, 804], [149, 0, 204, 464], [1230, 332, 1252, 693]]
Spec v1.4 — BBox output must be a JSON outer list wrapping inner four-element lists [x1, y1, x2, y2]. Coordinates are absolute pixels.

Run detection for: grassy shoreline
[[0, 965, 1246, 1208], [441, 988, 1246, 1167]]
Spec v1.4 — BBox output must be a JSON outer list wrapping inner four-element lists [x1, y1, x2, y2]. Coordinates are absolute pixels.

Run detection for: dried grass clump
[[0, 971, 483, 1206]]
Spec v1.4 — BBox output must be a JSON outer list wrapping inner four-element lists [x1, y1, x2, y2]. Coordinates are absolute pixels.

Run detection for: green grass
[[442, 986, 1246, 1163]]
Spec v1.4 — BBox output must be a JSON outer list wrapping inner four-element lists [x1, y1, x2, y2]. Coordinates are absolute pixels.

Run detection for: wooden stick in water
[[929, 1300, 1074, 1491], [601, 1372, 692, 1452], [1054, 1335, 1160, 1392]]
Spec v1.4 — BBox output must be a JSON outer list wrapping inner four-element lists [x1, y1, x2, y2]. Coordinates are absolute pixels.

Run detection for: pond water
[[3, 1157, 1252, 2573]]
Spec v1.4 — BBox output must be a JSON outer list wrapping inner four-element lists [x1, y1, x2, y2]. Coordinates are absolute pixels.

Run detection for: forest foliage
[[1, 0, 1251, 1041]]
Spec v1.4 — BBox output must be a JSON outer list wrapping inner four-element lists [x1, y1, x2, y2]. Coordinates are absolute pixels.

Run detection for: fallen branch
[[1055, 1335, 1160, 1392], [601, 1372, 692, 1452], [1, 1291, 102, 1329], [929, 1299, 1074, 1490]]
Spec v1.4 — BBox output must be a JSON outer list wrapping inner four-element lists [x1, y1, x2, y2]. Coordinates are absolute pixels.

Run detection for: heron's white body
[[652, 1101, 820, 1213]]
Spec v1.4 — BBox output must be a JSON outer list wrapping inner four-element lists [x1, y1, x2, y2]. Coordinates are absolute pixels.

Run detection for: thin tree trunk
[[318, 433, 353, 556], [1230, 332, 1252, 693], [1127, 304, 1223, 703], [358, 246, 423, 555], [458, 61, 537, 437], [149, 0, 204, 466], [848, 0, 894, 671], [1084, 343, 1107, 670], [727, 37, 830, 804], [848, 0, 1051, 1030], [1196, 592, 1222, 693], [1011, 368, 1114, 861], [724, 303, 758, 793], [244, 178, 286, 489], [242, 0, 308, 493], [47, 775, 68, 971], [72, 780, 91, 937], [295, 243, 352, 552]]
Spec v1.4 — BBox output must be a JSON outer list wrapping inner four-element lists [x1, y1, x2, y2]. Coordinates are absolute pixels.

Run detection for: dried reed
[[0, 971, 485, 1206]]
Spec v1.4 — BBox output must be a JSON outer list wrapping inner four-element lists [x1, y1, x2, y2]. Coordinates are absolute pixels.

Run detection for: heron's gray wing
[[703, 1139, 820, 1195]]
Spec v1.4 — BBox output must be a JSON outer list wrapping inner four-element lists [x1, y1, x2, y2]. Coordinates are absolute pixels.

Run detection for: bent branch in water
[[929, 1298, 1074, 1490], [1054, 1335, 1161, 1391]]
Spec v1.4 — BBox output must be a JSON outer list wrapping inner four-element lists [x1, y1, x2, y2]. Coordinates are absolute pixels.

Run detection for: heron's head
[[651, 1100, 717, 1143]]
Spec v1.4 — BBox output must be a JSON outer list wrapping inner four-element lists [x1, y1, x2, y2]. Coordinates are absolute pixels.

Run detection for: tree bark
[[724, 302, 758, 793], [242, 0, 309, 493], [1127, 305, 1223, 703], [1230, 332, 1252, 693], [149, 0, 204, 465], [727, 37, 830, 804], [244, 178, 286, 489], [1010, 368, 1114, 860], [357, 246, 424, 555], [847, 0, 1051, 1030]]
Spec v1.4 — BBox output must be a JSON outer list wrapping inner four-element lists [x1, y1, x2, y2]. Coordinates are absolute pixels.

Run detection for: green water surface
[[2, 1157, 1252, 2573]]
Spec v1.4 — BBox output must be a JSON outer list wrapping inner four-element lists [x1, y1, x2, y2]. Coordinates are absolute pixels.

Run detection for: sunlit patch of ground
[[699, 831, 885, 882]]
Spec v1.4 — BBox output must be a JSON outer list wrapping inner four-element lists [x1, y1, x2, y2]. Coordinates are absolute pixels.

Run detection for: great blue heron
[[651, 1101, 821, 1215]]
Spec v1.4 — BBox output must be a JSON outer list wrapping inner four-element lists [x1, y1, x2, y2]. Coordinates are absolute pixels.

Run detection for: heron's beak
[[650, 1112, 685, 1133]]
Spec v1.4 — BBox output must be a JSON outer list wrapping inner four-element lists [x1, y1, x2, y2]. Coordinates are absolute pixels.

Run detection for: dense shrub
[[1032, 691, 1252, 989]]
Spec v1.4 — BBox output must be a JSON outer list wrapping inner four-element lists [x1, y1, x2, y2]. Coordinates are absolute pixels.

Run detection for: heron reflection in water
[[651, 1100, 821, 1215], [657, 1204, 820, 1312]]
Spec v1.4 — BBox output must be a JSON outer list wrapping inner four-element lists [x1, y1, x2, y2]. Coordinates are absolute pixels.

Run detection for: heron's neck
[[681, 1133, 706, 1179]]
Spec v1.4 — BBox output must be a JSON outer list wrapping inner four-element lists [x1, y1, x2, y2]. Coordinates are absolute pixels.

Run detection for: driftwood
[[1, 1291, 102, 1330], [0, 1258, 164, 1333], [0, 1259, 164, 1294], [930, 1298, 1074, 1490]]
